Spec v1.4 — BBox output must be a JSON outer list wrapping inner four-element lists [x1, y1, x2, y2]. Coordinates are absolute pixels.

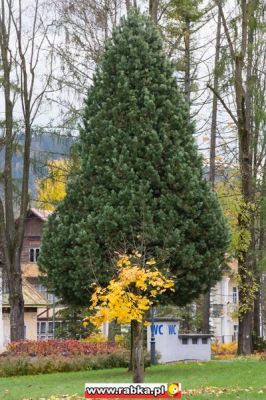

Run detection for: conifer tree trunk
[[132, 320, 144, 383]]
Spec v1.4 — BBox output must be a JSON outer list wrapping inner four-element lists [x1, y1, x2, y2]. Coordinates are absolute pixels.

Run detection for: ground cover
[[0, 359, 266, 400], [3, 340, 118, 357], [0, 340, 128, 377]]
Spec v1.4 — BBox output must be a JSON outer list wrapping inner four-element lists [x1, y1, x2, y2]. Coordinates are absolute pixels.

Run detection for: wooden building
[[2, 208, 62, 346]]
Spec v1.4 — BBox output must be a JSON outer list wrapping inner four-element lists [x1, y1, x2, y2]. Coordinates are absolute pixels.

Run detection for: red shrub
[[3, 340, 118, 357]]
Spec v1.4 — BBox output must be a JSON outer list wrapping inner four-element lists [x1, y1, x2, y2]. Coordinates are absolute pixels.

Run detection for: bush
[[0, 350, 129, 377], [253, 336, 266, 352], [82, 332, 127, 347], [211, 341, 237, 357], [3, 339, 119, 357]]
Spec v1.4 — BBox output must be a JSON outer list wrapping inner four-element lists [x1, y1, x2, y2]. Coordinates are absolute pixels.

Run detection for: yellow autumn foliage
[[81, 332, 125, 345], [83, 255, 175, 328], [215, 171, 254, 256], [36, 159, 71, 211], [211, 340, 237, 356]]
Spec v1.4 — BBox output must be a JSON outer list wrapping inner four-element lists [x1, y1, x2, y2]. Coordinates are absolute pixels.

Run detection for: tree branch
[[207, 83, 238, 126]]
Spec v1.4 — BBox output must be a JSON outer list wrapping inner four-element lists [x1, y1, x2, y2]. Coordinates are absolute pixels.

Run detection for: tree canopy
[[38, 11, 230, 307]]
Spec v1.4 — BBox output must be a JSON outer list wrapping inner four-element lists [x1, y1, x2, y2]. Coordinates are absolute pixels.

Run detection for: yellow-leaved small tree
[[83, 254, 175, 383], [36, 159, 70, 210]]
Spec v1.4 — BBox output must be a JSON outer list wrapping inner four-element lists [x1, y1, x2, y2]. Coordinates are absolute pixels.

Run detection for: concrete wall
[[147, 321, 180, 363], [176, 337, 211, 361], [147, 320, 211, 363]]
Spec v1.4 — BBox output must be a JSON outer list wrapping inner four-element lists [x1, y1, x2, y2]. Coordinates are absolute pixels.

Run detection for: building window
[[202, 338, 208, 344], [30, 278, 58, 304], [29, 248, 40, 263], [37, 321, 58, 340], [212, 304, 223, 317], [233, 325, 238, 341], [192, 338, 198, 344], [36, 283, 48, 298], [232, 287, 238, 304], [181, 338, 188, 345]]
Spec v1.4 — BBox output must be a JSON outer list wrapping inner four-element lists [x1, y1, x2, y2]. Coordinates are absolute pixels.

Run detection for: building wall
[[147, 320, 211, 362], [210, 274, 238, 343], [21, 214, 43, 264], [175, 337, 211, 361], [3, 310, 37, 347]]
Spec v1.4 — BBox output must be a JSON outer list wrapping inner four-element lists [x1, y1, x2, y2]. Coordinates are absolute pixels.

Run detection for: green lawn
[[0, 360, 266, 400]]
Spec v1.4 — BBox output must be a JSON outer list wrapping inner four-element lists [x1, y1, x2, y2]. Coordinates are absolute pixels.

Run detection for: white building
[[147, 318, 211, 362], [210, 260, 239, 343]]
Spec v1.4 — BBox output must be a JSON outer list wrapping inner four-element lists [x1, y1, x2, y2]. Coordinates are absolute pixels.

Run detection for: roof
[[27, 208, 52, 221], [3, 278, 48, 308], [147, 318, 180, 322], [178, 333, 212, 338], [22, 263, 41, 278]]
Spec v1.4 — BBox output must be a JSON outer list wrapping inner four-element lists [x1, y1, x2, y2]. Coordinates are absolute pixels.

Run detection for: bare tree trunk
[[0, 0, 24, 341], [132, 320, 144, 383], [108, 320, 116, 345], [9, 254, 25, 340], [254, 164, 266, 338], [202, 10, 221, 334], [0, 0, 53, 341], [128, 320, 134, 371], [209, 10, 221, 189], [214, 0, 256, 355], [149, 0, 158, 25], [236, 0, 255, 355], [184, 19, 190, 106], [125, 0, 132, 13], [253, 284, 261, 337]]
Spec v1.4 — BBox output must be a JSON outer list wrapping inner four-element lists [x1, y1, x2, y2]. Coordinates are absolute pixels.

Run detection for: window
[[37, 284, 48, 298], [182, 338, 188, 345], [48, 322, 53, 334], [37, 321, 57, 340], [233, 325, 238, 341], [40, 322, 46, 334], [232, 287, 238, 304], [29, 248, 40, 263], [202, 338, 208, 344], [192, 338, 198, 344], [33, 281, 57, 303], [212, 304, 223, 317]]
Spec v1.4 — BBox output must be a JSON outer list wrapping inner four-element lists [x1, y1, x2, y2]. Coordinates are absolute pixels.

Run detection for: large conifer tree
[[38, 11, 229, 307]]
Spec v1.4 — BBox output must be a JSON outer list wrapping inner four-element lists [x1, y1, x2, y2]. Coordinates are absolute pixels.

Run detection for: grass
[[0, 359, 266, 399]]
